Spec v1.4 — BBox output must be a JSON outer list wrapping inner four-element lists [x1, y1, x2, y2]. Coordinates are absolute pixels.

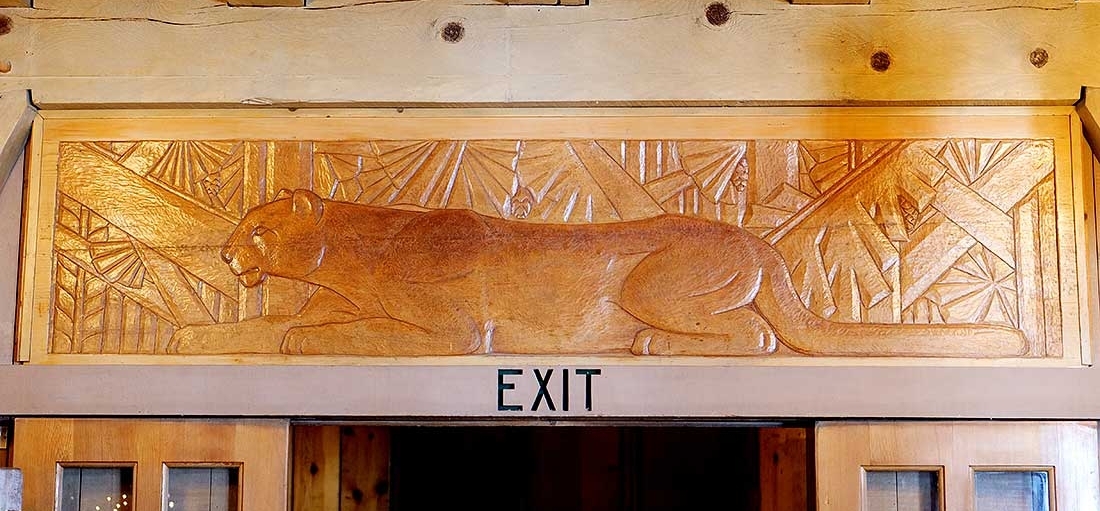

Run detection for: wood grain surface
[[0, 1, 1097, 106], [816, 421, 1099, 511], [11, 418, 289, 511], [15, 108, 1089, 366]]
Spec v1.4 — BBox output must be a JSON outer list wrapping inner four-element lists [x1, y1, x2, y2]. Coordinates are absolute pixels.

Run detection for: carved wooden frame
[[15, 107, 1095, 367]]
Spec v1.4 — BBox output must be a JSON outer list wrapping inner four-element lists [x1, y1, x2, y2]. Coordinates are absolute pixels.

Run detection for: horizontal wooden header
[[1, 1, 1097, 106]]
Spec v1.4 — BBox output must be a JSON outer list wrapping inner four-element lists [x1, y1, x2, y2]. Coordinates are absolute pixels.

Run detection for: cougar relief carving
[[167, 189, 1027, 357]]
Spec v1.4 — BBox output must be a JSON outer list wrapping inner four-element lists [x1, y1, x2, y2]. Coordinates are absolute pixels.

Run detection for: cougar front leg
[[168, 287, 361, 355], [168, 316, 296, 354]]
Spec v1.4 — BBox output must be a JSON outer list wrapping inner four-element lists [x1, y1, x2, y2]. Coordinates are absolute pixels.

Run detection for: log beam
[[0, 1, 1097, 107], [227, 0, 305, 6], [0, 91, 33, 187]]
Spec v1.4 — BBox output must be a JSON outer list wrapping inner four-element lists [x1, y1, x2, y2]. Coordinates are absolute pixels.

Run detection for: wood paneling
[[2, 1, 1098, 106], [0, 422, 9, 467], [759, 428, 811, 511], [293, 425, 341, 511], [12, 419, 289, 511], [816, 421, 1099, 511], [339, 427, 390, 511], [292, 426, 390, 511]]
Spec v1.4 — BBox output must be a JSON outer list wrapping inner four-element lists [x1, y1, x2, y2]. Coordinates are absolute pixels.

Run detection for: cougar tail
[[752, 264, 1029, 358]]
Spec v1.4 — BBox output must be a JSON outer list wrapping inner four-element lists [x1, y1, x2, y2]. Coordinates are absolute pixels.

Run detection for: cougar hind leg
[[619, 245, 778, 356], [631, 308, 777, 356]]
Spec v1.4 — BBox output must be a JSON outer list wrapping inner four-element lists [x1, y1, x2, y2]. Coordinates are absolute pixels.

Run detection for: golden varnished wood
[[17, 109, 1089, 365]]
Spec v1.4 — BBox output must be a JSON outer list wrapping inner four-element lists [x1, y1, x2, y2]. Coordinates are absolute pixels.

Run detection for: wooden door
[[11, 419, 289, 511], [816, 421, 1099, 511]]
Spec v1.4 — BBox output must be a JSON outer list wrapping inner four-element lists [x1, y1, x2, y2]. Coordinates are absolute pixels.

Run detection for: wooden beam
[[790, 1, 869, 4], [0, 91, 32, 187], [0, 91, 32, 367], [1078, 87, 1100, 161], [227, 0, 305, 6], [0, 152, 22, 366], [1, 1, 1098, 106], [0, 1, 30, 7], [493, 1, 587, 4]]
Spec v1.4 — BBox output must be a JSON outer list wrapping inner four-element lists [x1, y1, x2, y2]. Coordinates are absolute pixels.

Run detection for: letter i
[[562, 369, 569, 412]]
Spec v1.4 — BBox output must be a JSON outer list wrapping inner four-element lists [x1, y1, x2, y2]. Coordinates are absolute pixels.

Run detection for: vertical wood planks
[[292, 426, 341, 511], [340, 427, 390, 511], [759, 428, 810, 511], [293, 425, 391, 511]]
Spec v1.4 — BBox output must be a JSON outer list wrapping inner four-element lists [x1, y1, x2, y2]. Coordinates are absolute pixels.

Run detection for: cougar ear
[[291, 189, 324, 223], [274, 188, 293, 201]]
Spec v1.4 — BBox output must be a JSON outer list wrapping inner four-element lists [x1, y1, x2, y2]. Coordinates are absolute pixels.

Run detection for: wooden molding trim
[[0, 91, 34, 187], [1077, 87, 1100, 162]]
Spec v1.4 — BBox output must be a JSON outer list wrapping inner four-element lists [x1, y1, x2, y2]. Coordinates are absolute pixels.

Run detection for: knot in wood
[[1029, 48, 1049, 69], [441, 21, 465, 43], [870, 51, 892, 72], [705, 2, 731, 26]]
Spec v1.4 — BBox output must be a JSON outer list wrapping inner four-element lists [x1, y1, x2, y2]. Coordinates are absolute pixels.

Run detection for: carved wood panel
[[18, 112, 1089, 365]]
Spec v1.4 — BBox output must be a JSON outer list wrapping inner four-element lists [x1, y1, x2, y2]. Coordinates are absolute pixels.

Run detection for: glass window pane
[[974, 470, 1050, 511], [58, 466, 133, 511], [164, 467, 239, 511], [865, 470, 941, 511]]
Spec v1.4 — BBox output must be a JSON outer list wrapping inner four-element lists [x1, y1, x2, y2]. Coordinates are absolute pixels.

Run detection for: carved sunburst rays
[[143, 141, 246, 218], [56, 194, 150, 290], [314, 141, 517, 217], [51, 194, 240, 354], [933, 139, 1023, 186], [313, 140, 754, 224], [89, 240, 147, 289], [905, 244, 1018, 327]]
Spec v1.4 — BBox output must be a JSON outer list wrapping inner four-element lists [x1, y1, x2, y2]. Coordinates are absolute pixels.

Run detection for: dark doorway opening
[[293, 424, 812, 511]]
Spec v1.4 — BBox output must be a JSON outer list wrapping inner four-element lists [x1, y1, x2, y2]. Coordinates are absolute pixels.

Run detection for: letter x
[[532, 369, 556, 411]]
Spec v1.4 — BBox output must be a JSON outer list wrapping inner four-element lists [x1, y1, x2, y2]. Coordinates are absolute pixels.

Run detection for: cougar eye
[[251, 226, 269, 237]]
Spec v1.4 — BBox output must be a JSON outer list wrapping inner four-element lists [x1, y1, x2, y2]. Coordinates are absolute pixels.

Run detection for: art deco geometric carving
[[18, 114, 1087, 364]]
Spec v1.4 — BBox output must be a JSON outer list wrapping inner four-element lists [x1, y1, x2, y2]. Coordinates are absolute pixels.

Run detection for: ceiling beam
[[226, 0, 305, 6]]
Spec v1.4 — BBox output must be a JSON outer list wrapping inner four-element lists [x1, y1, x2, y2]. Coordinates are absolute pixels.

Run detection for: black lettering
[[532, 368, 556, 411], [498, 368, 523, 411], [562, 369, 569, 412], [576, 369, 602, 411]]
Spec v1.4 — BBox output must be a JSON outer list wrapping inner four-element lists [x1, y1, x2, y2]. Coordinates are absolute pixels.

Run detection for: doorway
[[291, 423, 812, 511]]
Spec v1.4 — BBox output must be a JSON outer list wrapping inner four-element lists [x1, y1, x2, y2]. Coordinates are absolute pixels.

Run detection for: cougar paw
[[280, 326, 311, 355], [167, 325, 213, 354], [631, 328, 668, 355]]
